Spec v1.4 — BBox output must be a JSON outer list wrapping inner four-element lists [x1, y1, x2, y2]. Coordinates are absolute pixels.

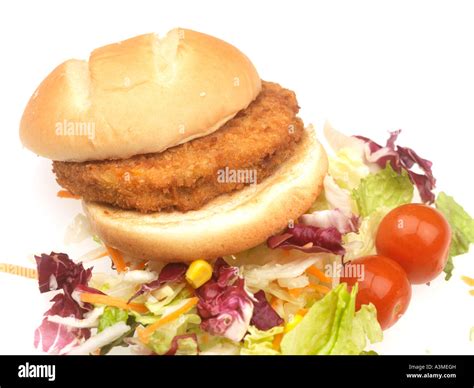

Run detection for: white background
[[0, 0, 473, 354]]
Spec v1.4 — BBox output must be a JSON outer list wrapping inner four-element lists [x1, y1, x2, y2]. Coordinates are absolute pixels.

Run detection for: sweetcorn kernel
[[185, 259, 213, 288]]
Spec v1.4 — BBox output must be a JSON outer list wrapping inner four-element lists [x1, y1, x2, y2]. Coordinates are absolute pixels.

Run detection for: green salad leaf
[[343, 207, 389, 261], [435, 192, 474, 280], [145, 283, 186, 315], [241, 326, 283, 355], [97, 307, 137, 355], [360, 350, 378, 355], [98, 307, 129, 332], [352, 164, 414, 217], [280, 283, 382, 355], [148, 313, 201, 355], [329, 147, 370, 190]]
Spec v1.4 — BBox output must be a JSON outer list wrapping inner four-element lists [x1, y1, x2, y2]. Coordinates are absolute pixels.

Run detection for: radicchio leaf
[[196, 258, 253, 342], [35, 252, 92, 293], [127, 262, 188, 303], [250, 290, 283, 331], [267, 224, 345, 255], [355, 130, 436, 203], [73, 284, 105, 295], [34, 252, 93, 354], [34, 319, 79, 355], [213, 258, 239, 287], [158, 263, 189, 283]]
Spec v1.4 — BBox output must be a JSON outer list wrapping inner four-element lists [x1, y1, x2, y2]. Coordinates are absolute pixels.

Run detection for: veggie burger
[[20, 28, 328, 262]]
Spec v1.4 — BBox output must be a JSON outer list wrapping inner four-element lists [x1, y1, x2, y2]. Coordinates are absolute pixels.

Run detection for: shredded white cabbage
[[68, 322, 130, 355], [47, 307, 104, 328], [323, 175, 354, 216], [263, 282, 305, 305], [146, 283, 186, 314], [300, 207, 358, 234], [64, 214, 92, 245], [123, 337, 154, 355], [242, 256, 320, 289], [150, 284, 176, 301], [123, 270, 157, 284], [323, 121, 366, 156], [277, 275, 309, 289], [158, 297, 196, 317], [90, 270, 157, 300], [282, 302, 303, 322]]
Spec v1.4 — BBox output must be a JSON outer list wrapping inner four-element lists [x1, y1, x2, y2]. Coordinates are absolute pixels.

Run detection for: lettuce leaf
[[98, 307, 128, 332], [147, 313, 201, 355], [329, 147, 370, 190], [435, 192, 474, 280], [198, 337, 240, 355], [343, 207, 389, 261], [352, 164, 414, 217], [442, 258, 455, 281], [241, 326, 283, 355], [280, 283, 382, 355]]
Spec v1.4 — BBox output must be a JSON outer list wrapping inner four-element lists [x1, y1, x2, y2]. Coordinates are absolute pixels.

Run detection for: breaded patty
[[53, 81, 304, 212]]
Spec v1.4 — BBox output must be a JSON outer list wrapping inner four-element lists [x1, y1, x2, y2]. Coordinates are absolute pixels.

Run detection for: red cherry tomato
[[341, 255, 412, 330], [375, 204, 451, 284]]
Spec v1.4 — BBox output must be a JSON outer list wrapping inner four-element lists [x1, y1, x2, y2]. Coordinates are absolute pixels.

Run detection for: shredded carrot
[[270, 296, 282, 311], [138, 297, 199, 344], [469, 290, 474, 296], [201, 333, 210, 344], [57, 190, 81, 199], [272, 333, 283, 351], [306, 265, 332, 284], [287, 288, 304, 298], [461, 276, 474, 287], [80, 292, 148, 313], [308, 283, 331, 294], [287, 282, 331, 298], [133, 261, 147, 271], [297, 308, 308, 316], [106, 245, 127, 273], [0, 263, 37, 279]]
